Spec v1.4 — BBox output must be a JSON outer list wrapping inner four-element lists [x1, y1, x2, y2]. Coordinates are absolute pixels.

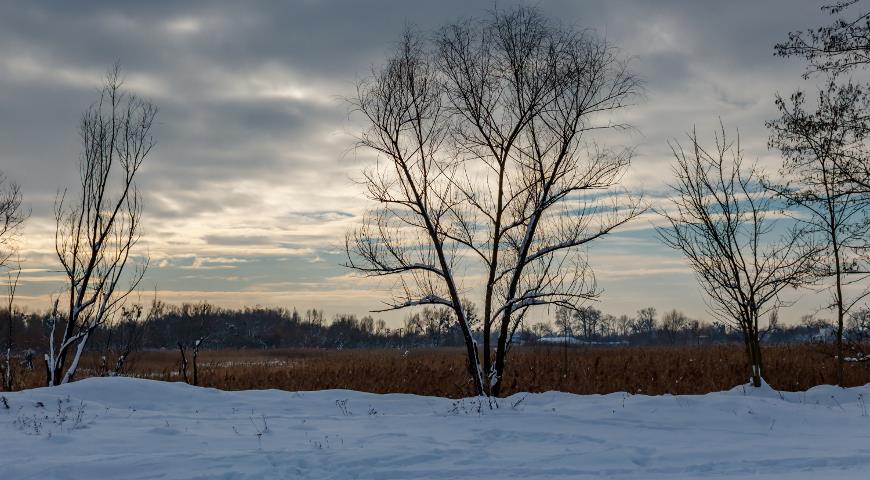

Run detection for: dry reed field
[[5, 344, 870, 397]]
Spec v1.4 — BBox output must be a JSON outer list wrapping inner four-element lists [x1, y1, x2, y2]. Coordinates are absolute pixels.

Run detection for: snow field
[[1, 377, 869, 479]]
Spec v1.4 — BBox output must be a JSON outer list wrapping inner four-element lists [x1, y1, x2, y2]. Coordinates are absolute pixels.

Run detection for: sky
[[0, 0, 848, 325]]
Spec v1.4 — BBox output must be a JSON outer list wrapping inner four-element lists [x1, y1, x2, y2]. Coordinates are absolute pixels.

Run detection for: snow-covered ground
[[1, 378, 869, 479]]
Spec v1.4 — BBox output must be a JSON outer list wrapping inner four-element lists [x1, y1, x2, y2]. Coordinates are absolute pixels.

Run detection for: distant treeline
[[2, 301, 867, 357]]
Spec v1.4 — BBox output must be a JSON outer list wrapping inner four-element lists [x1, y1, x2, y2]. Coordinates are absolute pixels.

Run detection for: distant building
[[538, 335, 582, 345], [536, 335, 628, 346]]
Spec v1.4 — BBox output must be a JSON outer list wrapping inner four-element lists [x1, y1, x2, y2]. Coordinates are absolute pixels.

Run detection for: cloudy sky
[[0, 0, 842, 325]]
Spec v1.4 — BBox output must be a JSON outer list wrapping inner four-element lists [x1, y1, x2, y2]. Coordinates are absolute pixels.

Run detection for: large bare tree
[[45, 65, 154, 386], [659, 125, 816, 387], [767, 85, 870, 386], [346, 7, 642, 396]]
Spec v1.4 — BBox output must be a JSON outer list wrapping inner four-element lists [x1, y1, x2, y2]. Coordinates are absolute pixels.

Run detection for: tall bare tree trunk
[[833, 239, 845, 386]]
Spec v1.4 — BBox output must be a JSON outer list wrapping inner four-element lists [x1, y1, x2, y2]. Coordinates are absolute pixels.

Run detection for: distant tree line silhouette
[[1, 301, 867, 361]]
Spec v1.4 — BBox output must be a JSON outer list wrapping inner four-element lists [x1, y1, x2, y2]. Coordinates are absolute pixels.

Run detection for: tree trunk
[[491, 318, 513, 397], [738, 320, 764, 388], [177, 342, 189, 384], [114, 353, 128, 376], [461, 330, 484, 396], [192, 342, 200, 386], [4, 308, 11, 390], [741, 326, 754, 386], [748, 334, 764, 388], [3, 347, 10, 391], [832, 235, 845, 387], [61, 330, 91, 385]]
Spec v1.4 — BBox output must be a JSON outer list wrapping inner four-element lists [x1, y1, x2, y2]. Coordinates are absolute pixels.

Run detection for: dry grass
[[5, 344, 869, 398]]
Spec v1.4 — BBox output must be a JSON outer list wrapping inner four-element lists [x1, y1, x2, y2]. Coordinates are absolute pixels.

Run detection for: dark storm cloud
[[0, 0, 839, 319]]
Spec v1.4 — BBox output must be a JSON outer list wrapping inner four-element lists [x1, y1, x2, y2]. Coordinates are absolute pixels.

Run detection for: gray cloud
[[202, 234, 273, 246], [0, 0, 837, 322]]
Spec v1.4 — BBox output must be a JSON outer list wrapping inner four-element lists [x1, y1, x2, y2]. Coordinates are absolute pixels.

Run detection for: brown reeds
[[3, 344, 868, 398]]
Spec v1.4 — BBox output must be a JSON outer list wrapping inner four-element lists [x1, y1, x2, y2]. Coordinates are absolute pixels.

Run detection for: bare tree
[[615, 314, 633, 337], [530, 321, 554, 338], [0, 174, 25, 390], [346, 6, 642, 396], [99, 298, 155, 377], [633, 307, 657, 335], [767, 85, 870, 386], [846, 307, 870, 360], [45, 64, 154, 386], [659, 124, 816, 387], [175, 302, 214, 386], [660, 309, 688, 345], [2, 259, 20, 390], [553, 306, 574, 338], [573, 306, 602, 341], [773, 1, 870, 384]]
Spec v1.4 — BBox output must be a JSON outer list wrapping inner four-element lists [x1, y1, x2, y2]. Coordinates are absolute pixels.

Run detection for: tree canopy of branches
[[346, 6, 643, 396], [0, 173, 26, 268], [45, 65, 154, 386], [659, 125, 816, 387], [633, 307, 657, 335], [775, 0, 870, 77], [776, 2, 870, 192]]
